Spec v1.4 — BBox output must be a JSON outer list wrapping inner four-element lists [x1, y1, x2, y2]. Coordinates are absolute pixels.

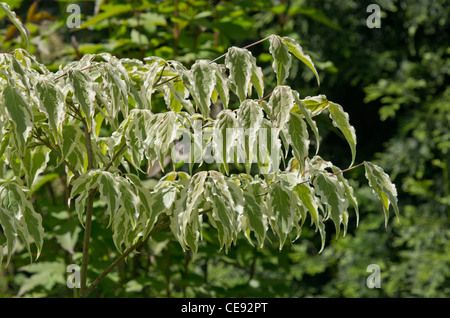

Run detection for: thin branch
[[79, 189, 96, 298], [258, 91, 273, 103], [85, 216, 171, 297], [32, 130, 79, 178], [328, 162, 365, 176], [54, 63, 101, 81], [104, 142, 127, 171], [153, 36, 271, 88]]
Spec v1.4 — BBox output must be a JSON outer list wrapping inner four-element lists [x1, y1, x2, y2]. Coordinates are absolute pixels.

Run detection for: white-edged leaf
[[269, 85, 293, 129], [292, 90, 320, 154], [225, 47, 253, 102], [364, 161, 399, 228], [1, 85, 33, 156], [236, 100, 264, 174], [69, 69, 96, 132], [288, 112, 309, 173], [0, 3, 29, 51], [280, 36, 320, 86], [267, 182, 295, 250], [213, 110, 237, 175], [191, 60, 216, 117], [35, 79, 66, 143], [313, 173, 348, 238], [269, 35, 292, 85], [328, 101, 357, 167]]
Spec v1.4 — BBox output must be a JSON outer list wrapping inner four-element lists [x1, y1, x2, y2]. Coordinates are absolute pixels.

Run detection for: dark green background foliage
[[0, 0, 448, 297]]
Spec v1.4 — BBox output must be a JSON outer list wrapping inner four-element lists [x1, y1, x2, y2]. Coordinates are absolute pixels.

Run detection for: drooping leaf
[[364, 161, 400, 228], [210, 63, 230, 109], [269, 85, 293, 129], [269, 35, 292, 85], [213, 110, 237, 175], [191, 60, 216, 117], [236, 100, 264, 173], [225, 47, 253, 102], [280, 36, 320, 86], [294, 183, 320, 228], [328, 101, 357, 167], [0, 180, 44, 266], [22, 145, 50, 189], [0, 3, 29, 51], [267, 182, 295, 250], [35, 79, 66, 143], [242, 192, 266, 248], [68, 69, 96, 132], [332, 165, 360, 227], [313, 172, 348, 238], [1, 85, 33, 156], [292, 90, 320, 154], [288, 112, 309, 173]]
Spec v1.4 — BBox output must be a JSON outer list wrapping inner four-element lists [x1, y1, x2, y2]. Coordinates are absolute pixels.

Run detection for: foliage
[[0, 2, 400, 297]]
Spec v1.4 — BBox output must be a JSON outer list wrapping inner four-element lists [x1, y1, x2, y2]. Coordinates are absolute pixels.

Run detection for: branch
[[32, 130, 79, 178], [153, 36, 271, 88], [54, 63, 101, 81], [104, 142, 127, 171], [84, 216, 171, 297], [79, 189, 96, 297]]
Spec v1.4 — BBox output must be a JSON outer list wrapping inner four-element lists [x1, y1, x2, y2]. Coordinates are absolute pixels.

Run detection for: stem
[[104, 142, 127, 171], [54, 63, 100, 81], [79, 114, 96, 298], [328, 162, 365, 176], [84, 217, 171, 297], [79, 189, 95, 297], [32, 130, 79, 178]]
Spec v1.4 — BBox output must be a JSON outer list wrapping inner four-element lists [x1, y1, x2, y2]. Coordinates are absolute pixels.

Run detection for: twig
[[104, 142, 127, 171], [54, 63, 101, 81]]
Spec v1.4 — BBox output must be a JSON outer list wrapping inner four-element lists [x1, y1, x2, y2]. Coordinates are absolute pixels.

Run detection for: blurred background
[[0, 0, 448, 297]]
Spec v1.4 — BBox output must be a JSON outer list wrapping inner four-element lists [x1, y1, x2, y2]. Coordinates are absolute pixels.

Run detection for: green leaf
[[78, 4, 133, 29], [332, 166, 360, 227], [69, 69, 96, 132], [364, 161, 400, 228], [267, 182, 295, 250], [0, 3, 29, 51], [269, 35, 292, 85], [35, 80, 66, 143], [328, 101, 357, 167], [292, 90, 320, 154], [98, 171, 121, 225], [17, 262, 66, 297], [294, 183, 320, 228], [288, 112, 309, 173], [236, 100, 264, 174], [191, 60, 216, 117], [22, 145, 50, 188], [313, 173, 348, 238], [250, 56, 264, 99], [0, 180, 44, 266], [1, 85, 33, 156], [269, 85, 293, 129], [225, 47, 253, 102], [242, 192, 266, 248], [301, 95, 329, 116], [280, 36, 320, 86], [213, 110, 237, 175], [210, 63, 230, 109]]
